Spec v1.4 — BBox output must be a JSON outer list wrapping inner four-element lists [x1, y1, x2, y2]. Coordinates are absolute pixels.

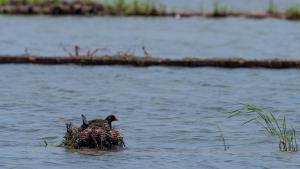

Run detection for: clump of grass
[[126, 0, 158, 15], [26, 0, 43, 5], [77, 0, 93, 4], [285, 4, 300, 20], [212, 0, 230, 16], [0, 0, 9, 5], [0, 0, 165, 15], [279, 118, 297, 152], [158, 3, 166, 13], [25, 0, 63, 5], [198, 0, 204, 13], [228, 104, 298, 152], [105, 0, 164, 15], [2, 0, 64, 5], [110, 0, 127, 11], [267, 0, 279, 14]]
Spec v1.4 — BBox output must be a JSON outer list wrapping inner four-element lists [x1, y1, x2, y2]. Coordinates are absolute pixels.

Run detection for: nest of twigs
[[63, 122, 125, 150]]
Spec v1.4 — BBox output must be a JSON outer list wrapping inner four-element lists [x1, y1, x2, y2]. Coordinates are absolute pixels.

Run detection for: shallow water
[[1, 16, 300, 59], [0, 65, 300, 168], [1, 1, 300, 168]]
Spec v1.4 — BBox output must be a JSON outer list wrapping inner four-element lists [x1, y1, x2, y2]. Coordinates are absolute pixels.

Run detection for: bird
[[80, 114, 118, 131]]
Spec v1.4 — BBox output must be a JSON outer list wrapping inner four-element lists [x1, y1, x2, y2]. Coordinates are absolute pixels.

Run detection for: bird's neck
[[108, 121, 112, 129], [106, 117, 112, 129]]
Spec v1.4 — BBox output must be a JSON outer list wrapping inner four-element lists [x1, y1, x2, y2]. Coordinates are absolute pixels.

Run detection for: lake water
[[1, 1, 300, 168], [1, 65, 300, 168], [1, 16, 300, 59]]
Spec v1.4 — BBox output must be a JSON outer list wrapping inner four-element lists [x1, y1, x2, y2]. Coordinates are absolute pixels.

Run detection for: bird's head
[[105, 114, 118, 123]]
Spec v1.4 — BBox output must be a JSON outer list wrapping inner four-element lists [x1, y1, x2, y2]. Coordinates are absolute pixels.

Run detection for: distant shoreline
[[0, 55, 299, 69], [0, 0, 300, 21]]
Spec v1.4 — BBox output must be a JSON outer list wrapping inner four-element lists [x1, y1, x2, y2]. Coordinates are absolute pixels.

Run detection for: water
[[0, 65, 300, 168], [1, 16, 300, 59], [1, 1, 300, 168]]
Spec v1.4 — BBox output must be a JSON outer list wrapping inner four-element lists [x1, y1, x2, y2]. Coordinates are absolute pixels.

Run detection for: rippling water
[[0, 65, 300, 168], [1, 16, 300, 58], [1, 1, 300, 168]]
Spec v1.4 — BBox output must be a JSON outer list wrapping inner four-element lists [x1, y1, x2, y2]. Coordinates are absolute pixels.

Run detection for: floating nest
[[63, 118, 125, 150]]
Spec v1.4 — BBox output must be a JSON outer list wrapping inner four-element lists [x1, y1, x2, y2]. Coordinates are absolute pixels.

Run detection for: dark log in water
[[0, 55, 300, 69]]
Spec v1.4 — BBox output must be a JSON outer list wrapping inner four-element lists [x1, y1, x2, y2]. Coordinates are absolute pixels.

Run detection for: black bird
[[80, 114, 118, 131]]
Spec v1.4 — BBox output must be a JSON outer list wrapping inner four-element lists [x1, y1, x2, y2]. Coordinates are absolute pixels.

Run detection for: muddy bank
[[1, 55, 300, 69], [0, 0, 299, 20]]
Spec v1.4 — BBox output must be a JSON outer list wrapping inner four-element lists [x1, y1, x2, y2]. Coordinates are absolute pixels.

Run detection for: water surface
[[0, 16, 300, 58], [0, 65, 300, 168], [0, 1, 300, 168]]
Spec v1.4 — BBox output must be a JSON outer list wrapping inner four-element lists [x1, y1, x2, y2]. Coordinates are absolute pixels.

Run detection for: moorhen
[[80, 114, 118, 131]]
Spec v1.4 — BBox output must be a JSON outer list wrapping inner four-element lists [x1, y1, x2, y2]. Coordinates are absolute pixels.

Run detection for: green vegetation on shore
[[0, 0, 167, 15], [267, 0, 279, 14], [285, 4, 300, 20], [105, 0, 166, 15], [0, 0, 63, 5], [212, 1, 230, 16], [1, 0, 300, 20], [27, 0, 63, 4], [0, 0, 8, 5]]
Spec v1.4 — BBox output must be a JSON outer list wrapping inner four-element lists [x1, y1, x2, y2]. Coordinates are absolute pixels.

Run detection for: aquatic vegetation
[[198, 0, 204, 13], [0, 0, 8, 5], [26, 0, 47, 5], [217, 125, 229, 151], [267, 0, 279, 14], [228, 104, 298, 152], [62, 44, 108, 57], [44, 140, 48, 147], [0, 0, 166, 15], [158, 3, 166, 13], [4, 0, 64, 5], [101, 42, 151, 57], [127, 0, 155, 15], [0, 0, 300, 21], [141, 42, 150, 57], [212, 0, 230, 17], [285, 5, 300, 20], [109, 0, 127, 12], [106, 0, 162, 15]]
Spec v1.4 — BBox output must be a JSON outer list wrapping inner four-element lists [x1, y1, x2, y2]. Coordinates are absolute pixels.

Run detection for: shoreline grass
[[211, 1, 233, 17], [285, 4, 300, 20], [267, 0, 279, 14], [0, 0, 167, 15], [0, 0, 300, 20]]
